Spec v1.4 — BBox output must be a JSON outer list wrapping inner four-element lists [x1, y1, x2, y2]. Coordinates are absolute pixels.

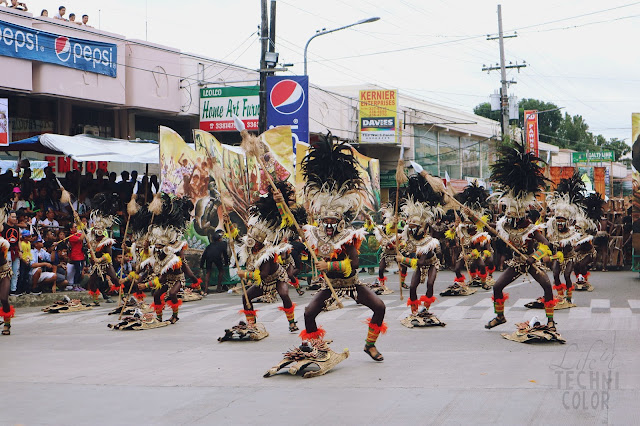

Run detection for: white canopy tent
[[37, 134, 161, 164]]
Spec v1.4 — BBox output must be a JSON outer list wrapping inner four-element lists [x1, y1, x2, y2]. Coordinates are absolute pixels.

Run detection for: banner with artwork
[[256, 126, 295, 197]]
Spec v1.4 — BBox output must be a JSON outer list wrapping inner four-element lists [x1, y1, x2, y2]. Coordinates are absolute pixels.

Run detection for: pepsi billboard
[[266, 76, 309, 145], [0, 19, 117, 77]]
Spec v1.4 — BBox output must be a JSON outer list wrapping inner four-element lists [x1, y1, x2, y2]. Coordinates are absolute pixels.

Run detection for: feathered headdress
[[402, 173, 443, 227], [458, 181, 489, 222], [555, 171, 586, 206], [490, 141, 549, 217], [547, 194, 578, 220], [146, 193, 193, 253], [301, 133, 364, 222], [90, 192, 119, 235], [582, 193, 605, 224], [249, 181, 307, 241]]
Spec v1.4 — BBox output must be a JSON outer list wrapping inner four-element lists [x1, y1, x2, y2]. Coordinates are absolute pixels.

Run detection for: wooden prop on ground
[[210, 157, 252, 308], [409, 162, 544, 275], [234, 116, 343, 309]]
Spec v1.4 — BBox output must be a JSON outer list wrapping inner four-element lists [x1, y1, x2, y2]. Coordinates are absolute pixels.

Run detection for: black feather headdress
[[91, 191, 119, 217], [490, 141, 549, 216], [556, 171, 586, 206], [406, 173, 444, 207], [301, 133, 364, 194], [301, 133, 364, 220], [582, 193, 605, 223], [458, 181, 488, 210]]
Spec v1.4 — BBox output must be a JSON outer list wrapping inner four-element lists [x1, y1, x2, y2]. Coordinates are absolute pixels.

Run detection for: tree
[[473, 102, 501, 122], [556, 113, 596, 151], [517, 99, 562, 144], [597, 137, 631, 161]]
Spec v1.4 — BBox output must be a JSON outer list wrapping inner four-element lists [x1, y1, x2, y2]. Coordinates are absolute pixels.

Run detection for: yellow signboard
[[359, 89, 398, 144]]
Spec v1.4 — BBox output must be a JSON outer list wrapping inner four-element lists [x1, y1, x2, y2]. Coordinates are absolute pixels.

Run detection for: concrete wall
[[125, 40, 181, 113]]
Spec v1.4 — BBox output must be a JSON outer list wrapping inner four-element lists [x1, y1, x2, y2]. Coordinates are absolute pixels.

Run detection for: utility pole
[[497, 4, 508, 138], [482, 5, 526, 139], [258, 0, 269, 134]]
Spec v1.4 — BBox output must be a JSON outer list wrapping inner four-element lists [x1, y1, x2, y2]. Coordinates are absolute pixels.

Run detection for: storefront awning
[[1, 134, 159, 164]]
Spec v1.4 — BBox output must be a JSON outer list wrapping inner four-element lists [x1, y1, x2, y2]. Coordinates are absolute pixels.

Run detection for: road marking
[[590, 299, 610, 313], [628, 300, 640, 314]]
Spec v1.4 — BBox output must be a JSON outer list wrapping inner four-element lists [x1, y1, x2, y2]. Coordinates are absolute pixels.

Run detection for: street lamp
[[304, 17, 380, 76]]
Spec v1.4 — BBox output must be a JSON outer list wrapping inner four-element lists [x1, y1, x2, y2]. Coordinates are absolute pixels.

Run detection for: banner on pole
[[524, 110, 539, 157], [359, 89, 398, 144]]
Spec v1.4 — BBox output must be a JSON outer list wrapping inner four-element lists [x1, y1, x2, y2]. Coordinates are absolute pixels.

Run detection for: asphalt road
[[1, 270, 638, 425]]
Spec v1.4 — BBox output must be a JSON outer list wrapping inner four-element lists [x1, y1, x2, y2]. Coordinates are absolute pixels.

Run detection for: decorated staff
[[394, 147, 408, 298]]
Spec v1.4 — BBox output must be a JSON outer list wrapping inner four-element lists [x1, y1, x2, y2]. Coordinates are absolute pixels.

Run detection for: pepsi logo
[[55, 36, 71, 62], [269, 79, 305, 115]]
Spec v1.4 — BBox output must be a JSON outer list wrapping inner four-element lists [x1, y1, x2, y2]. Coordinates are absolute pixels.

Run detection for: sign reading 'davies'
[[359, 89, 397, 144], [200, 86, 259, 132], [0, 19, 117, 77]]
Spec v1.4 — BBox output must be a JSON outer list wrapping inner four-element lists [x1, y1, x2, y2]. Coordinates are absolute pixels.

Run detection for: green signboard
[[380, 170, 397, 188], [571, 151, 614, 163]]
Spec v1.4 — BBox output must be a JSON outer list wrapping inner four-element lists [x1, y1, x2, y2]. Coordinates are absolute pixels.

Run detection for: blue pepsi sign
[[0, 19, 117, 77], [266, 76, 309, 145]]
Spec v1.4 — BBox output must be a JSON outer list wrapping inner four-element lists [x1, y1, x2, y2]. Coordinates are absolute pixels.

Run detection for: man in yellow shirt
[[18, 230, 33, 295]]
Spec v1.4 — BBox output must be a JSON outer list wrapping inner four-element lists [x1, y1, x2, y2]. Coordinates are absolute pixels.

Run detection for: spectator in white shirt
[[81, 14, 90, 26], [54, 5, 67, 20], [42, 209, 59, 229]]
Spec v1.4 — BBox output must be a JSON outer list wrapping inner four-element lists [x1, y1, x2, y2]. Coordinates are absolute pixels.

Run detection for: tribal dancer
[[485, 142, 558, 331], [0, 179, 15, 335], [543, 172, 587, 304], [134, 195, 199, 324], [372, 203, 405, 294], [447, 182, 495, 291], [396, 172, 445, 326], [235, 186, 300, 333], [300, 135, 387, 362], [86, 192, 121, 306], [275, 181, 307, 297], [573, 193, 605, 291]]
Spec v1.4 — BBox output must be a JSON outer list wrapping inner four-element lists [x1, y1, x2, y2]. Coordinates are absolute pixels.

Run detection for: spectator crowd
[[1, 2, 92, 27], [1, 159, 160, 299]]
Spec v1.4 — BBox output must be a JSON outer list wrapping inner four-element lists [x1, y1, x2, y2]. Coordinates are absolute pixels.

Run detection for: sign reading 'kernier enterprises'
[[0, 19, 117, 77], [359, 89, 397, 144], [571, 151, 614, 162], [199, 86, 259, 132]]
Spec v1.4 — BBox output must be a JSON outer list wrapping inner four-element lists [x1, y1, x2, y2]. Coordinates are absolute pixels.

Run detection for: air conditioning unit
[[83, 125, 100, 136]]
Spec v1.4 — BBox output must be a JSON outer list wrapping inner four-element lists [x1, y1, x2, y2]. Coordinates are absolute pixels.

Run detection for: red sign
[[199, 119, 258, 132], [524, 109, 539, 157], [44, 155, 108, 175]]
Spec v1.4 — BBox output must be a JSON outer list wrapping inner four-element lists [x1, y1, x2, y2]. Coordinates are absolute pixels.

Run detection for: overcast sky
[[28, 0, 638, 144]]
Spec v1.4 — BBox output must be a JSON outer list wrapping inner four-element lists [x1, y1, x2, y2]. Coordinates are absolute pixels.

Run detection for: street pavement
[[1, 270, 638, 425]]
